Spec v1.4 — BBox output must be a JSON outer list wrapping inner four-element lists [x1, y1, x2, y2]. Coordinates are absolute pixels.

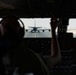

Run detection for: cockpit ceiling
[[0, 0, 76, 18]]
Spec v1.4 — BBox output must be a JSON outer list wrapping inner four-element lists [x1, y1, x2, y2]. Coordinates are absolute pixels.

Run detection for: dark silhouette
[[0, 16, 61, 75]]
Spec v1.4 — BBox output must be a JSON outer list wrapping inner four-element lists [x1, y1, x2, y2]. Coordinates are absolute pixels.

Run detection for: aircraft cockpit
[[0, 0, 76, 75]]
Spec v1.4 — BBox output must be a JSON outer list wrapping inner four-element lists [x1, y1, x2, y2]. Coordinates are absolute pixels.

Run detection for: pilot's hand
[[50, 17, 58, 31]]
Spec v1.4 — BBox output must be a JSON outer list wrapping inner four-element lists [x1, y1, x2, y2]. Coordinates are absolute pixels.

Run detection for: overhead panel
[[0, 0, 76, 18]]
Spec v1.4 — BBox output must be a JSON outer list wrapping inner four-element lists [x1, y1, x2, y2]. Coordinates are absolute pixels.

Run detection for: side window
[[67, 19, 76, 38]]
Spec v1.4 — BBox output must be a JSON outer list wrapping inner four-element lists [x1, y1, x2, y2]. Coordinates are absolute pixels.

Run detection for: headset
[[0, 16, 25, 38]]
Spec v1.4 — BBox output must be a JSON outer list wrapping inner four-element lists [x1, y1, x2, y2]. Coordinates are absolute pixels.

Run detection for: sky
[[20, 18, 51, 29]]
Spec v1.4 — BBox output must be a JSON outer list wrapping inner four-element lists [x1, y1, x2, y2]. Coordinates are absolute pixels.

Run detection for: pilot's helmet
[[0, 16, 24, 39]]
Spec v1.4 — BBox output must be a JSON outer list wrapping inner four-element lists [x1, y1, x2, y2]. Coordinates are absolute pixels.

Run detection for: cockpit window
[[67, 19, 76, 38], [0, 18, 58, 38], [20, 18, 52, 38]]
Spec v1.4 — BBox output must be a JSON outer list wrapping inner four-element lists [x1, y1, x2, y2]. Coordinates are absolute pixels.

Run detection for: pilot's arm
[[0, 1, 14, 9], [44, 17, 61, 68]]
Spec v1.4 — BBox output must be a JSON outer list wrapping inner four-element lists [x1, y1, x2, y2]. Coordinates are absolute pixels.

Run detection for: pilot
[[0, 16, 61, 75]]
